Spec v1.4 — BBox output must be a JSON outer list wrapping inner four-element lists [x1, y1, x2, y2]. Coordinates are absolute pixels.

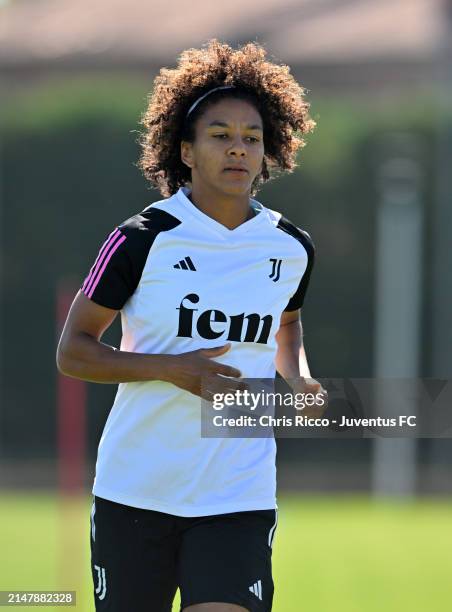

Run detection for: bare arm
[[274, 309, 312, 379], [56, 290, 243, 397], [275, 309, 327, 415], [56, 290, 171, 383]]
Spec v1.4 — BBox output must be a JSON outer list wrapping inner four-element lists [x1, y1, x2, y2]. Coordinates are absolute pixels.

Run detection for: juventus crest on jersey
[[81, 186, 314, 517]]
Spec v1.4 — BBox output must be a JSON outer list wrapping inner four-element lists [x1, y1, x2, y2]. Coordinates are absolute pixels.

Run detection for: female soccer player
[[56, 39, 324, 612]]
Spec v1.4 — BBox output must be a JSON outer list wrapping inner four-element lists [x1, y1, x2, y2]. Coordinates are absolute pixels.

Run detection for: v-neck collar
[[175, 186, 266, 240]]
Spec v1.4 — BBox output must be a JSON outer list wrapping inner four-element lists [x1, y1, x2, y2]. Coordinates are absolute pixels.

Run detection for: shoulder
[[117, 199, 182, 238], [81, 199, 183, 309], [104, 199, 183, 257], [261, 203, 315, 257]]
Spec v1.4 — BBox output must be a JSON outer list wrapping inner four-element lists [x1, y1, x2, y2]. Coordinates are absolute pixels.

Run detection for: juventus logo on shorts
[[94, 565, 107, 601], [269, 258, 282, 282]]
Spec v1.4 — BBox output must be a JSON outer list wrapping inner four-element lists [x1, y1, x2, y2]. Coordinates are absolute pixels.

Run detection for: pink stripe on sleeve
[[83, 229, 122, 295], [87, 234, 127, 298], [82, 228, 120, 292]]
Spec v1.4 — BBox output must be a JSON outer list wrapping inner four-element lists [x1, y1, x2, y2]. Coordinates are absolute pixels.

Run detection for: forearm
[[274, 320, 312, 379], [56, 332, 175, 384]]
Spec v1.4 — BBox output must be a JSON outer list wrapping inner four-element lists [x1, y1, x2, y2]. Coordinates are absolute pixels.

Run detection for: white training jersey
[[81, 186, 314, 517]]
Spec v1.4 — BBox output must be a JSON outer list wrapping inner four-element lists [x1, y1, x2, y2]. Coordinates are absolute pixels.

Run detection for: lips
[[223, 166, 248, 173]]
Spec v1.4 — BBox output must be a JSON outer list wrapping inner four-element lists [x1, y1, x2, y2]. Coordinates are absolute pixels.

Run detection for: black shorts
[[90, 496, 278, 612]]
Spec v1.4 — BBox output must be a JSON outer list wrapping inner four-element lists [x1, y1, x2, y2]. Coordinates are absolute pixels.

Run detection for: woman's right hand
[[165, 343, 246, 399]]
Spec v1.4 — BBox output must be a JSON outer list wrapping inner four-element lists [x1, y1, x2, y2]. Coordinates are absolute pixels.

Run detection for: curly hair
[[138, 39, 316, 197]]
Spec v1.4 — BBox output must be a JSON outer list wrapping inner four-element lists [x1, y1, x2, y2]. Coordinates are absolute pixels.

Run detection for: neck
[[188, 182, 254, 230]]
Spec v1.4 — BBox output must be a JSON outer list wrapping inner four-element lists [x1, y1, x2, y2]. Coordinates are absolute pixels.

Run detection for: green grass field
[[1, 492, 451, 611]]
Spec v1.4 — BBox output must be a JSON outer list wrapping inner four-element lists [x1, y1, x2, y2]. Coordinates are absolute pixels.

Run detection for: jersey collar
[[175, 186, 266, 240]]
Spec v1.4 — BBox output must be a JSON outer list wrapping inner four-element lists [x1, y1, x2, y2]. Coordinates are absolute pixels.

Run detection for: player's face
[[181, 98, 265, 197]]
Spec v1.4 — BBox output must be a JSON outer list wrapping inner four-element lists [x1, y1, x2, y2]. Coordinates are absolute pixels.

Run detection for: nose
[[227, 134, 247, 157]]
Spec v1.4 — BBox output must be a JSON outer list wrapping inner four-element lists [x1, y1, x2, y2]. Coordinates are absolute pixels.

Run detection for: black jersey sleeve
[[81, 226, 138, 310], [276, 216, 315, 312], [80, 208, 181, 310]]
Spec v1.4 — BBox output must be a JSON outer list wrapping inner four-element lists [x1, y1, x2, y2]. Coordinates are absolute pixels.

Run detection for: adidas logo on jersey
[[249, 579, 263, 600], [174, 256, 196, 271], [176, 293, 272, 344]]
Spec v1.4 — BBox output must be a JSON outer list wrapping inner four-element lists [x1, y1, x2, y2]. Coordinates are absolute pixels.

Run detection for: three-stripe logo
[[249, 579, 263, 600], [174, 256, 196, 271]]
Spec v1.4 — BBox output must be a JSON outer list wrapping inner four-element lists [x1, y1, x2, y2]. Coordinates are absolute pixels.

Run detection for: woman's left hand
[[289, 377, 328, 419]]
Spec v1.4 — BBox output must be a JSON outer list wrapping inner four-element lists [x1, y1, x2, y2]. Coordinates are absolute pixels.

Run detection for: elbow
[[56, 344, 68, 375], [56, 340, 75, 377]]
